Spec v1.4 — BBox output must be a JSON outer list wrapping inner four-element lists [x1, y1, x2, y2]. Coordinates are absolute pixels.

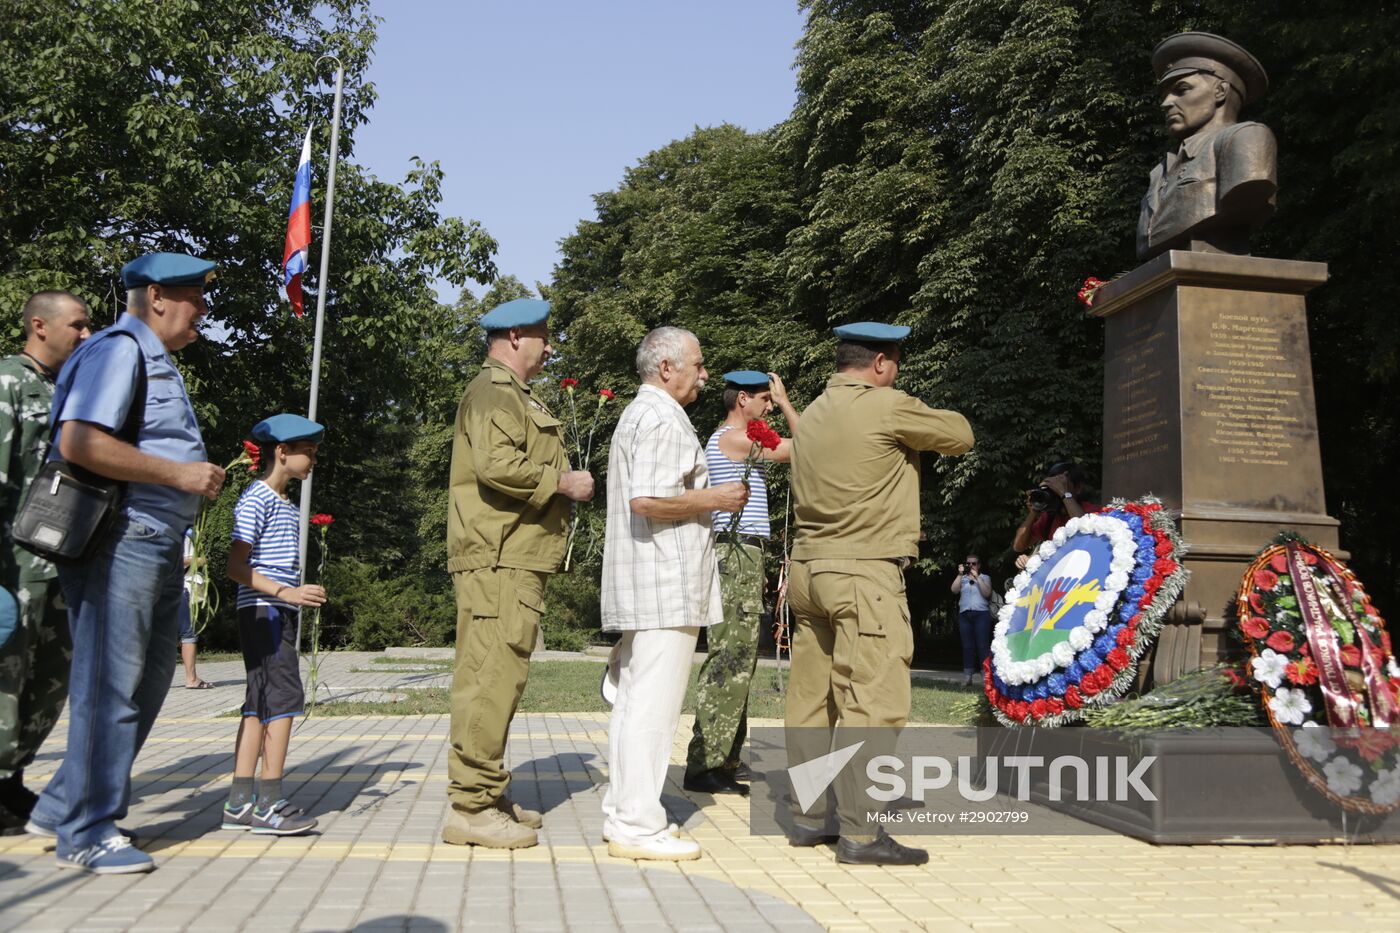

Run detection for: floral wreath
[[1237, 539, 1400, 812], [985, 497, 1187, 726]]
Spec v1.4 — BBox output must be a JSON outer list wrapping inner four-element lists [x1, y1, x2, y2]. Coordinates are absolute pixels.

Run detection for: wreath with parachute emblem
[[985, 497, 1187, 726]]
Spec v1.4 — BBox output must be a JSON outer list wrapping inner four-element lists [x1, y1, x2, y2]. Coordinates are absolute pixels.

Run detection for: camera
[[1026, 485, 1062, 513]]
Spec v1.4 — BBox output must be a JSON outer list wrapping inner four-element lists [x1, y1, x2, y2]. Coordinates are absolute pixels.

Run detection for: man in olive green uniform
[[443, 298, 595, 849], [785, 321, 973, 866], [0, 291, 90, 832]]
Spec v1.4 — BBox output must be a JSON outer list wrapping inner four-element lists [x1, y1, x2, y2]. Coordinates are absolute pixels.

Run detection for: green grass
[[308, 660, 980, 724]]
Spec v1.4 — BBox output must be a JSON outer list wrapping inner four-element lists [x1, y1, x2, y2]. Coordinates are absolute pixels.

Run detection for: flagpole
[[297, 55, 344, 587]]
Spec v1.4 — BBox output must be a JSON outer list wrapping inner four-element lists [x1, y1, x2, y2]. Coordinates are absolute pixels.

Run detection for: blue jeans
[[30, 515, 184, 848], [958, 609, 993, 676]]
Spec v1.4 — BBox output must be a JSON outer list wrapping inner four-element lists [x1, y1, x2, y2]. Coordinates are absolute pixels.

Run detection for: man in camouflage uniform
[[0, 291, 91, 832], [684, 371, 800, 796]]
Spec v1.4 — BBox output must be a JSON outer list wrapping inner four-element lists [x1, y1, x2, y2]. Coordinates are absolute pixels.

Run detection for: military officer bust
[[1137, 32, 1277, 261]]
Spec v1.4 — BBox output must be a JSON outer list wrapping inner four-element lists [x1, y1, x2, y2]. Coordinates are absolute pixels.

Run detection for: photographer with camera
[[950, 555, 993, 686], [1012, 461, 1098, 570]]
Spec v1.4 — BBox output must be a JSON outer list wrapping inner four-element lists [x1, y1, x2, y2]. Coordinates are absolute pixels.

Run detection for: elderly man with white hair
[[600, 326, 747, 861]]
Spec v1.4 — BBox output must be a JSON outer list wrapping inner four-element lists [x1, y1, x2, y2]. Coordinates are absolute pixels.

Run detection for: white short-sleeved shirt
[[600, 384, 722, 632]]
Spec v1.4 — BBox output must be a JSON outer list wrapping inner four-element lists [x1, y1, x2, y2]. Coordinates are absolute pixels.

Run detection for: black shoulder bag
[[12, 333, 148, 563]]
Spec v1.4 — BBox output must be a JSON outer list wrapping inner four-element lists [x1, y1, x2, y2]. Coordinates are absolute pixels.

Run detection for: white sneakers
[[606, 823, 701, 861]]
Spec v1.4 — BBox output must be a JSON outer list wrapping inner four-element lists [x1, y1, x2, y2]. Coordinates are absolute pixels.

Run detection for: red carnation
[[598, 388, 615, 400], [1107, 648, 1129, 672], [1030, 699, 1050, 719], [560, 377, 579, 391], [243, 440, 261, 472], [1255, 569, 1279, 591], [1341, 644, 1362, 667], [1045, 698, 1065, 716], [1064, 686, 1084, 709], [310, 513, 335, 526], [1270, 552, 1289, 573], [1153, 558, 1178, 577], [1241, 616, 1270, 640], [1285, 658, 1319, 686], [1266, 630, 1296, 653], [1077, 276, 1108, 308], [1116, 627, 1134, 648], [746, 419, 781, 451], [1154, 538, 1173, 557], [1224, 668, 1249, 691]]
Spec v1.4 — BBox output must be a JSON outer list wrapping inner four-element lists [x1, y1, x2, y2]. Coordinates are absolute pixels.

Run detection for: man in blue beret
[[784, 322, 973, 865], [27, 252, 226, 874], [684, 369, 800, 797], [442, 297, 596, 849]]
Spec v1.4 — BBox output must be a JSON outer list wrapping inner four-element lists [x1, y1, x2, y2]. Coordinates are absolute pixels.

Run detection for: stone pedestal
[[1091, 250, 1336, 684]]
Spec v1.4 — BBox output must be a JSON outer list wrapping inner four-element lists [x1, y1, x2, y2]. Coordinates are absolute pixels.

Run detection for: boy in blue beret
[[221, 414, 326, 835]]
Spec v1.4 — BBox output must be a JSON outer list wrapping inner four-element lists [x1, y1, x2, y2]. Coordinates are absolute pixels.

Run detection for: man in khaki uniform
[[444, 298, 595, 849], [785, 321, 973, 866]]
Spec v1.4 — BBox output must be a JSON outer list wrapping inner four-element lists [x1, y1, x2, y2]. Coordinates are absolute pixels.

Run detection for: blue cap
[[479, 298, 550, 332], [723, 370, 771, 388], [250, 413, 325, 445], [121, 252, 217, 289], [833, 321, 911, 343]]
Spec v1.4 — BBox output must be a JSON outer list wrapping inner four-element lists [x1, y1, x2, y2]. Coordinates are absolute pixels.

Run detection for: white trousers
[[602, 626, 700, 845]]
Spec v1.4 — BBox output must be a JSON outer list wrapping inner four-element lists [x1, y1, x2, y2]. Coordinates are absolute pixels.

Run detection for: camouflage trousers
[[686, 541, 764, 778], [0, 578, 72, 778]]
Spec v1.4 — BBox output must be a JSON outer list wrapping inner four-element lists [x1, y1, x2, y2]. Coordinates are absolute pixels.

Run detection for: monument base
[[1091, 251, 1338, 684], [980, 728, 1398, 844]]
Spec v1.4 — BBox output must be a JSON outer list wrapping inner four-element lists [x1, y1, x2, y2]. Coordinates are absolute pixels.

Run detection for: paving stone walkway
[[2, 652, 1398, 931]]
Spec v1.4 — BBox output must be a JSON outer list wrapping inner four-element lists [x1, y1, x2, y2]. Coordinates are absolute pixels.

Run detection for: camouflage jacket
[[0, 354, 58, 583]]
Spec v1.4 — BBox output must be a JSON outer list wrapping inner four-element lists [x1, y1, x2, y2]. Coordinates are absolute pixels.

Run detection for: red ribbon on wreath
[[1287, 542, 1399, 729]]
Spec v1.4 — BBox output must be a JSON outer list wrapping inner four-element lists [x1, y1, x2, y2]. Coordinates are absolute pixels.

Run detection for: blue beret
[[250, 413, 325, 445], [723, 370, 771, 388], [479, 298, 550, 332], [833, 321, 911, 343], [121, 252, 217, 289]]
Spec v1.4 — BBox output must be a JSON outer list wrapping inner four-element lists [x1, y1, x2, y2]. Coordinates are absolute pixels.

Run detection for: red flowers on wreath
[[746, 419, 782, 451], [1255, 569, 1279, 591], [1077, 276, 1108, 308], [1286, 657, 1319, 686], [1242, 616, 1271, 640], [310, 513, 335, 526], [243, 440, 261, 472], [1340, 644, 1362, 667], [1266, 630, 1296, 653]]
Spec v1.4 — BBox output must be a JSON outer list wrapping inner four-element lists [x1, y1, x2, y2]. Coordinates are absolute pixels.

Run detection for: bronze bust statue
[[1136, 33, 1277, 261]]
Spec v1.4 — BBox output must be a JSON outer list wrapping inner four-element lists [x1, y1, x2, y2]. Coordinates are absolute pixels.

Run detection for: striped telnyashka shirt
[[705, 425, 770, 538], [232, 480, 301, 611]]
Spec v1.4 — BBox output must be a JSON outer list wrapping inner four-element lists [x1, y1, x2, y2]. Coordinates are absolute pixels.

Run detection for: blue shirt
[[706, 425, 770, 538], [232, 480, 300, 610], [959, 574, 992, 612], [49, 314, 207, 537]]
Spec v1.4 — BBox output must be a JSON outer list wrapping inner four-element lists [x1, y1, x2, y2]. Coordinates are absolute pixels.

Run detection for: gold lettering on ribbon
[[1288, 544, 1360, 729], [1319, 562, 1399, 729]]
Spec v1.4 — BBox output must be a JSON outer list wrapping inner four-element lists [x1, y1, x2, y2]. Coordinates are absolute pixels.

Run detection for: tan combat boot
[[494, 795, 543, 830], [442, 806, 538, 848]]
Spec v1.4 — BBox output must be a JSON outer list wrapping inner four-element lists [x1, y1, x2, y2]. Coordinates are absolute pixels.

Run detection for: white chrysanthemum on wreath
[[1051, 641, 1075, 666], [1083, 609, 1107, 635], [1106, 571, 1129, 592], [1294, 723, 1336, 763], [1322, 757, 1365, 797], [1038, 540, 1056, 559], [1095, 592, 1118, 613], [1251, 649, 1288, 689], [1052, 527, 1068, 547], [1371, 768, 1400, 808], [1269, 687, 1312, 726], [1068, 626, 1092, 651]]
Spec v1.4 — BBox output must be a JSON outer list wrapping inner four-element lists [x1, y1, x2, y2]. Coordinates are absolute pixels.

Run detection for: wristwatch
[[1062, 491, 1074, 499]]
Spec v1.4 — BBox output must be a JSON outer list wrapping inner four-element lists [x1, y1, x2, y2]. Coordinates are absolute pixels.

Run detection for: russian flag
[[282, 127, 313, 316]]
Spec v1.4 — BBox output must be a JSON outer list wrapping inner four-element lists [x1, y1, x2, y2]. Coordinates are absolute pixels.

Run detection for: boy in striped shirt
[[684, 370, 800, 796], [221, 414, 327, 836]]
